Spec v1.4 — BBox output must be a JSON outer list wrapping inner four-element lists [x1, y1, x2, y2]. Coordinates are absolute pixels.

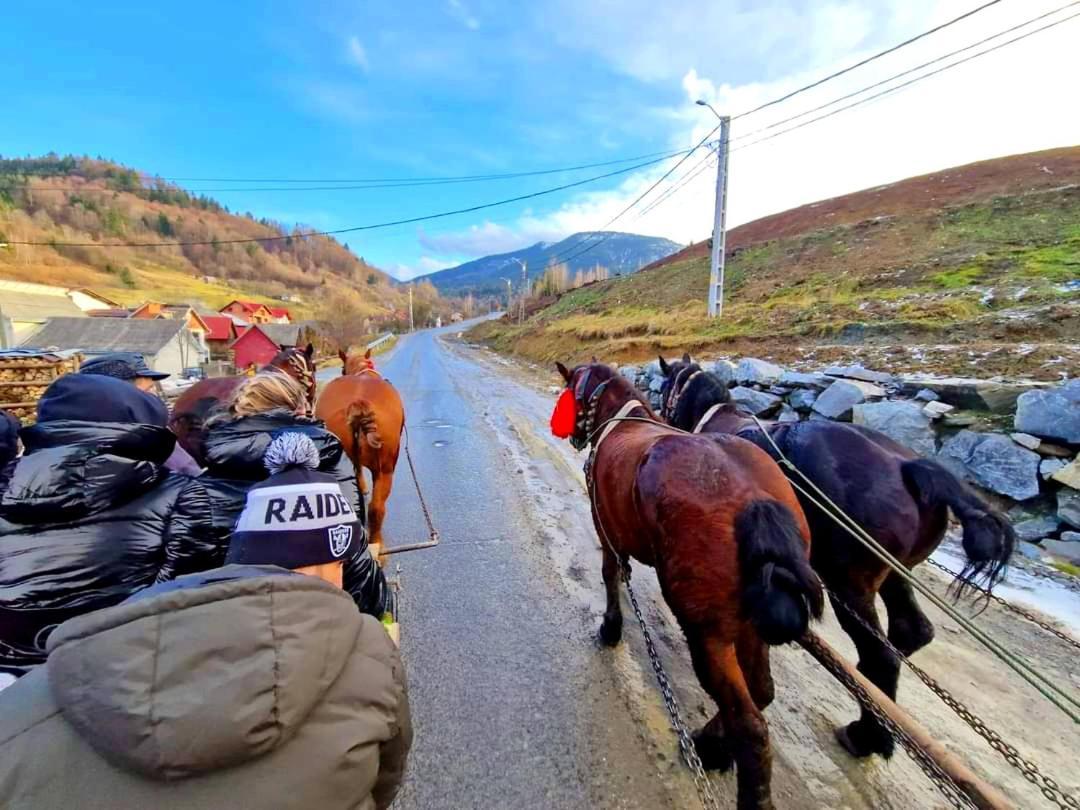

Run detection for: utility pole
[[501, 277, 512, 315], [697, 100, 731, 319], [408, 285, 414, 332], [519, 260, 527, 325]]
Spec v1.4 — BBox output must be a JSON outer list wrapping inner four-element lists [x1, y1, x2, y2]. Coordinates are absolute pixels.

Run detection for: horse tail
[[901, 459, 1015, 596], [348, 400, 383, 453], [736, 500, 824, 645]]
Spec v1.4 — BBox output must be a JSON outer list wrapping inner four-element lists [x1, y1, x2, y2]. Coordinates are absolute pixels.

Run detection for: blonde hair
[[229, 371, 308, 418]]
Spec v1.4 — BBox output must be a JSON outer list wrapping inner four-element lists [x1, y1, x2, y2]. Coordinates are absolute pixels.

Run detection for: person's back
[[0, 375, 221, 675], [0, 565, 411, 810]]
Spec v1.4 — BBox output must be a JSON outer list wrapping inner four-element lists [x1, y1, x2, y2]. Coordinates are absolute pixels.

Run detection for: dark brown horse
[[555, 361, 823, 810], [315, 349, 404, 562], [659, 357, 1015, 759], [170, 344, 317, 464]]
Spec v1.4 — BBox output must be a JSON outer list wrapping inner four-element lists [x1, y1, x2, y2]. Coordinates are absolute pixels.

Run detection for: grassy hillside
[[470, 147, 1080, 379], [0, 155, 414, 322]]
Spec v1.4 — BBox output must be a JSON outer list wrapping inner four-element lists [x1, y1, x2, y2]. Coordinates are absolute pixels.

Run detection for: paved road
[[333, 324, 1080, 810], [367, 326, 686, 810]]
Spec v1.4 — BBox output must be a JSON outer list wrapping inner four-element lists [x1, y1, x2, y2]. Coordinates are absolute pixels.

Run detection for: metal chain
[[926, 558, 1080, 654], [799, 631, 978, 809], [622, 567, 723, 810], [829, 590, 1079, 810]]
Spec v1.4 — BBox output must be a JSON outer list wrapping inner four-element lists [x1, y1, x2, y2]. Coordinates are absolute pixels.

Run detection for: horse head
[[341, 347, 378, 376], [267, 343, 317, 407], [554, 360, 647, 450], [657, 353, 694, 422]]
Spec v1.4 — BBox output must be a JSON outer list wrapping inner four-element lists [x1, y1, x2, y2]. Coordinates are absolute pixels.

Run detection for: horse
[[170, 344, 317, 464], [315, 348, 404, 562], [554, 361, 823, 810], [658, 356, 1015, 760]]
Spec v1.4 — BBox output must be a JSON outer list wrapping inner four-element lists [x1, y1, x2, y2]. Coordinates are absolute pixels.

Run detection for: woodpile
[[0, 353, 82, 424]]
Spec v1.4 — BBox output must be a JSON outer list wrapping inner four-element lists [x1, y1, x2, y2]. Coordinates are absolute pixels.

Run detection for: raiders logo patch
[[328, 524, 353, 558]]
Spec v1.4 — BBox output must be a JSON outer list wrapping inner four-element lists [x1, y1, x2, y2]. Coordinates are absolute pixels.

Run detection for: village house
[[230, 323, 301, 370], [128, 302, 211, 356], [66, 288, 122, 312], [219, 300, 275, 324], [22, 317, 205, 377], [201, 314, 238, 360], [0, 280, 87, 348]]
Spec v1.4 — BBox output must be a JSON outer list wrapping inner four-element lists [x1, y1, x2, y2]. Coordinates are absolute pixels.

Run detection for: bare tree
[[318, 292, 368, 352]]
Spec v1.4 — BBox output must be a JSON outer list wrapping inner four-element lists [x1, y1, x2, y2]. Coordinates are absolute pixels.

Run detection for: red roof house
[[267, 307, 292, 323], [219, 300, 274, 324], [230, 324, 287, 370], [202, 315, 238, 359]]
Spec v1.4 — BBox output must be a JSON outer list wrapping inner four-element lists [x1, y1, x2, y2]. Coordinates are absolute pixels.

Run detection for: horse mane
[[672, 365, 732, 429]]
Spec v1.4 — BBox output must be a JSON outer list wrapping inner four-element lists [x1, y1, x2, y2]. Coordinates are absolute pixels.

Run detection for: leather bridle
[[662, 366, 702, 422], [570, 368, 611, 451]]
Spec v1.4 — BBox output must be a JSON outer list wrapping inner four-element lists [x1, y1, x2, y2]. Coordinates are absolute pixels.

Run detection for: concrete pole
[[519, 260, 527, 325], [707, 115, 731, 318], [408, 286, 414, 332]]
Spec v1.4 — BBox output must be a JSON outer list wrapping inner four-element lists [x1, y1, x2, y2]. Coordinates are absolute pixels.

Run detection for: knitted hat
[[226, 432, 362, 569]]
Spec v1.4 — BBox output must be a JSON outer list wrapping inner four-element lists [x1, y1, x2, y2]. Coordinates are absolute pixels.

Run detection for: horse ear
[[305, 342, 315, 359], [681, 352, 692, 364], [364, 348, 372, 359], [555, 362, 572, 383], [658, 356, 671, 376]]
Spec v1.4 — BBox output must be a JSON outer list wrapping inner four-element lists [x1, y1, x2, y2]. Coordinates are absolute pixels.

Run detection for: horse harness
[[693, 402, 727, 433], [663, 368, 703, 421]]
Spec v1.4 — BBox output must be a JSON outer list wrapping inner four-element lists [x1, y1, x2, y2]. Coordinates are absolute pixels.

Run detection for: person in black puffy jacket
[[201, 372, 394, 619], [0, 375, 224, 676]]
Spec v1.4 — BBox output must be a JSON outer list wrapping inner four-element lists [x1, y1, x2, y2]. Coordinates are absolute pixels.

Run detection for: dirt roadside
[[449, 334, 1080, 810]]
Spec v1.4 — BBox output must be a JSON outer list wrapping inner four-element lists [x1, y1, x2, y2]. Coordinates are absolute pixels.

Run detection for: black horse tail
[[901, 459, 1015, 597], [736, 500, 824, 645]]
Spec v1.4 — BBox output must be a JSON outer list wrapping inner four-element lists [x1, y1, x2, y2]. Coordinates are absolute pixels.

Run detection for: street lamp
[[500, 277, 512, 313], [695, 99, 731, 318]]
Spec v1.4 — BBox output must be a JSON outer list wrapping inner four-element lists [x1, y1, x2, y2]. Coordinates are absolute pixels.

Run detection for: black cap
[[80, 352, 170, 381]]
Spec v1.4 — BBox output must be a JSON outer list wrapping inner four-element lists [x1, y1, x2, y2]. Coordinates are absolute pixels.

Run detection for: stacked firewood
[[0, 354, 82, 424]]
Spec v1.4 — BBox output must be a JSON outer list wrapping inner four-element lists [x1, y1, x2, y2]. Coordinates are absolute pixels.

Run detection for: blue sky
[[5, 1, 1079, 278]]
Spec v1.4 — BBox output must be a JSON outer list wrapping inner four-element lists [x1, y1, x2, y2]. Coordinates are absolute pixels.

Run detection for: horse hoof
[[598, 619, 622, 647], [692, 730, 733, 772], [834, 722, 893, 759]]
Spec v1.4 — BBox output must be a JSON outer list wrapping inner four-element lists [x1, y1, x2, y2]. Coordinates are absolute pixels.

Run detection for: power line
[[8, 149, 693, 248], [635, 152, 717, 220], [731, 0, 1006, 121], [733, 0, 1080, 143], [732, 6, 1080, 154], [5, 147, 690, 191]]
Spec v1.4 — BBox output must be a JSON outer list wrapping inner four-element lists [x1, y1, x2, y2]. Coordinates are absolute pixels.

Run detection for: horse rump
[[901, 459, 1015, 596], [736, 500, 824, 645], [348, 400, 383, 452]]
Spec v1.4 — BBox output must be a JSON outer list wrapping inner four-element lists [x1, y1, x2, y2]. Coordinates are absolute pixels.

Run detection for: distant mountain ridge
[[417, 231, 681, 295]]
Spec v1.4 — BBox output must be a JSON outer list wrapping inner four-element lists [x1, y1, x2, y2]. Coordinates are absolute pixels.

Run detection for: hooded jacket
[[201, 411, 394, 617], [0, 566, 411, 810], [0, 418, 223, 673]]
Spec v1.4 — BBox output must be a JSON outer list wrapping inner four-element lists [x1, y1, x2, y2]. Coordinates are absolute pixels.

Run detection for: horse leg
[[736, 628, 774, 711], [689, 630, 774, 810], [368, 464, 395, 564], [828, 585, 898, 759], [880, 572, 935, 657], [598, 544, 623, 646]]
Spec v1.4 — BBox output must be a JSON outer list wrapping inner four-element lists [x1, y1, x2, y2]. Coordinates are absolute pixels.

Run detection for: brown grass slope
[[471, 146, 1080, 380], [0, 155, 408, 320]]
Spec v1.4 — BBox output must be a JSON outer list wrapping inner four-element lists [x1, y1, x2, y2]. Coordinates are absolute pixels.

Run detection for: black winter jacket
[[0, 420, 222, 674], [201, 411, 393, 618]]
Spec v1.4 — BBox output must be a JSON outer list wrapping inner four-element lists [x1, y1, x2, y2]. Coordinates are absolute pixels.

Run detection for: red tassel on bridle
[[550, 388, 578, 439]]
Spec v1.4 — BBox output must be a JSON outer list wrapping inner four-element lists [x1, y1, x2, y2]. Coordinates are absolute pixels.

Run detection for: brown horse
[[555, 361, 822, 810], [659, 357, 1015, 759], [315, 348, 404, 561], [170, 344, 317, 463]]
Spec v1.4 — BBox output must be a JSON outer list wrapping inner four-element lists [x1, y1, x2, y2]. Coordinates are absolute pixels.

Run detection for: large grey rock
[[922, 401, 954, 420], [618, 365, 640, 382], [812, 379, 885, 421], [1061, 531, 1080, 543], [1050, 460, 1080, 491], [779, 371, 832, 390], [1010, 432, 1042, 451], [938, 431, 1041, 500], [901, 377, 1049, 414], [789, 389, 818, 413], [730, 386, 783, 417], [853, 401, 936, 456], [735, 358, 784, 387], [777, 405, 800, 424], [1041, 458, 1067, 479], [915, 388, 940, 402], [1014, 379, 1080, 443], [648, 375, 665, 393], [711, 360, 736, 388], [1040, 539, 1080, 565], [825, 365, 894, 384], [1013, 515, 1060, 542], [1016, 541, 1046, 560], [1059, 489, 1080, 530]]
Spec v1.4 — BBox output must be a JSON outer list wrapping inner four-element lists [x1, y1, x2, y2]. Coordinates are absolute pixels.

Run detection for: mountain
[[470, 146, 1080, 381], [0, 154, 417, 322], [416, 231, 682, 296]]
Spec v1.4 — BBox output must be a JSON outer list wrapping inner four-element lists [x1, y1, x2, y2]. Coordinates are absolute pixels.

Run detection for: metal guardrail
[[365, 332, 395, 350]]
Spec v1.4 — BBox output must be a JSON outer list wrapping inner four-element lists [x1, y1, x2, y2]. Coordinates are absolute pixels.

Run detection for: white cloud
[[432, 0, 1080, 255], [418, 220, 564, 257], [447, 0, 480, 30], [390, 255, 462, 281], [346, 35, 369, 71]]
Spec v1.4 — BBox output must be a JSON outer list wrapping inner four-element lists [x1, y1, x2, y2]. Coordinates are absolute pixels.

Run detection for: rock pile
[[623, 359, 1079, 570]]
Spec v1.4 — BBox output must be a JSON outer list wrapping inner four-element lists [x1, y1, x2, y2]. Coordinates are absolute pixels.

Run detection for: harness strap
[[593, 400, 645, 451], [693, 402, 726, 433]]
